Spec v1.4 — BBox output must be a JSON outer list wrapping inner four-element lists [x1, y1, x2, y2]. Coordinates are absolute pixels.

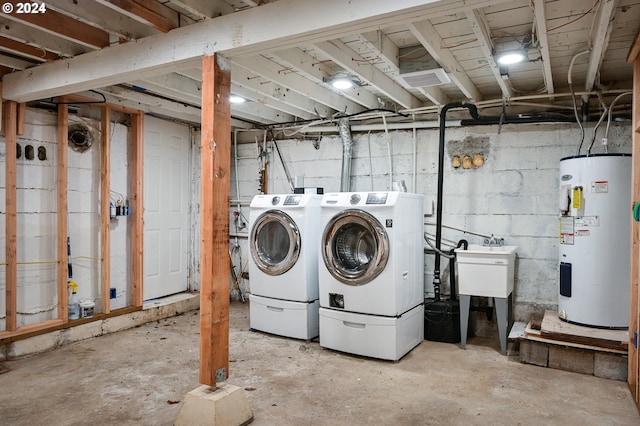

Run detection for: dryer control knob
[[350, 194, 361, 205], [271, 196, 281, 205]]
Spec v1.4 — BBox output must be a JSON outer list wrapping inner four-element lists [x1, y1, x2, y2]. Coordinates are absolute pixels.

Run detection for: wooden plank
[[0, 35, 60, 62], [16, 103, 25, 135], [630, 53, 640, 406], [4, 101, 17, 332], [57, 100, 69, 322], [9, 7, 109, 48], [522, 332, 627, 355], [101, 0, 180, 33], [130, 112, 144, 308], [199, 54, 231, 387], [540, 311, 628, 352], [100, 107, 111, 314]]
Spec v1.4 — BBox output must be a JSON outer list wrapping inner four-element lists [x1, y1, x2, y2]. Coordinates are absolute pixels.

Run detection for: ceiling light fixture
[[229, 95, 246, 104], [325, 75, 361, 91], [495, 50, 526, 66]]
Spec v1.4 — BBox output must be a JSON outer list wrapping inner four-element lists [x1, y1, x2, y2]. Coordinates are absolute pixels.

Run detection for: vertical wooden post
[[629, 55, 640, 406], [199, 54, 231, 387], [16, 103, 26, 136], [57, 100, 69, 322], [4, 101, 17, 331], [130, 112, 144, 308], [100, 107, 112, 314]]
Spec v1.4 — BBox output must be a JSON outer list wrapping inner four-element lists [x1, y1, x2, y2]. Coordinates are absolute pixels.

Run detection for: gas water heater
[[558, 154, 631, 328]]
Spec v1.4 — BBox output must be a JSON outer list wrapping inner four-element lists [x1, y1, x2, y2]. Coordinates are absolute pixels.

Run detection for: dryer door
[[250, 210, 301, 276], [322, 209, 389, 286]]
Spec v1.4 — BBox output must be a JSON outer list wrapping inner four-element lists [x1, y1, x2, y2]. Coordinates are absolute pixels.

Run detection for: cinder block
[[8, 330, 61, 358], [594, 352, 628, 381], [520, 339, 548, 367], [548, 346, 594, 375]]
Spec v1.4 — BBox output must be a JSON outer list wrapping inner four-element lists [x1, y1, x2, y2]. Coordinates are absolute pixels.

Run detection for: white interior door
[[143, 116, 190, 300]]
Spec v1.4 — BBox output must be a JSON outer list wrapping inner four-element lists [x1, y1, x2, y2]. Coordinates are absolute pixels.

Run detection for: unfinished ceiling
[[0, 0, 638, 129]]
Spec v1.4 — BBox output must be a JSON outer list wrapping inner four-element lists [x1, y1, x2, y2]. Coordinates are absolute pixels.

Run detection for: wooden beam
[[465, 9, 513, 98], [313, 40, 424, 109], [408, 19, 482, 101], [533, 0, 554, 95], [6, 7, 109, 49], [16, 103, 25, 135], [130, 112, 144, 308], [199, 54, 231, 387], [97, 0, 181, 33], [57, 99, 69, 322], [1, 0, 511, 102], [0, 35, 60, 61], [4, 101, 17, 331], [585, 0, 618, 93], [101, 107, 112, 315]]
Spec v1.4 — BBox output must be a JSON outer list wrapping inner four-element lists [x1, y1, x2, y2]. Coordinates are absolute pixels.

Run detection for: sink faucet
[[483, 234, 505, 247]]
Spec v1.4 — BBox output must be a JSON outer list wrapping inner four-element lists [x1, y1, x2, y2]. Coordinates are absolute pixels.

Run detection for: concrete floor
[[0, 301, 638, 426]]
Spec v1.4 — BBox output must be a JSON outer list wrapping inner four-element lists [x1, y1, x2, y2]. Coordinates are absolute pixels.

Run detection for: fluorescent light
[[496, 51, 525, 65], [229, 95, 246, 104], [331, 77, 354, 90]]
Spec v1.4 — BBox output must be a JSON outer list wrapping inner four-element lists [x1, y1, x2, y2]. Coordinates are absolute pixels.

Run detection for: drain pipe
[[434, 102, 487, 302], [339, 117, 353, 192]]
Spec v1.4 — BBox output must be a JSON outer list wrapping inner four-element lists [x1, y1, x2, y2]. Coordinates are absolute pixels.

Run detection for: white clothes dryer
[[248, 193, 322, 340], [317, 191, 424, 360]]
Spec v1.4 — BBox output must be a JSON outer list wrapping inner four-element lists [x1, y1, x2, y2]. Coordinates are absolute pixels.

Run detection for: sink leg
[[459, 295, 471, 350], [495, 297, 509, 355]]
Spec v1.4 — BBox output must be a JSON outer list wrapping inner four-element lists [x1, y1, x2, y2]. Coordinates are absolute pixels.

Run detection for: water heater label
[[560, 216, 574, 245], [575, 216, 599, 227], [592, 180, 608, 193], [575, 229, 590, 237]]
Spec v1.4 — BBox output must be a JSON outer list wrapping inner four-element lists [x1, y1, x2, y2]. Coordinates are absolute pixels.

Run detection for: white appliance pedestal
[[319, 304, 424, 361], [249, 294, 319, 340]]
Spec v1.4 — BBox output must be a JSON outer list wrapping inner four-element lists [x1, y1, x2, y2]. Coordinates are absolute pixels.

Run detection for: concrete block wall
[[230, 121, 632, 321], [0, 109, 132, 330]]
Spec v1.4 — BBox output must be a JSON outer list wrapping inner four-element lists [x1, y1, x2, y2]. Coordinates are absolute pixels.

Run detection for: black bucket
[[424, 298, 461, 343]]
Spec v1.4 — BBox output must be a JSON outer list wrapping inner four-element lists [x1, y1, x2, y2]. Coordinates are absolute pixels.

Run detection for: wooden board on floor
[[539, 310, 628, 352]]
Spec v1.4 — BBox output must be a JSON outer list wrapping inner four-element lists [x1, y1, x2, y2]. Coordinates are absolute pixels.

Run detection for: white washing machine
[[318, 191, 424, 360], [248, 193, 321, 340]]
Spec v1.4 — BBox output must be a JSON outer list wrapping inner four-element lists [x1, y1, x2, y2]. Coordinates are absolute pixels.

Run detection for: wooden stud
[[101, 107, 111, 314], [4, 101, 17, 331], [130, 112, 144, 308], [57, 99, 69, 322], [16, 103, 26, 135], [199, 54, 231, 387], [630, 55, 640, 407]]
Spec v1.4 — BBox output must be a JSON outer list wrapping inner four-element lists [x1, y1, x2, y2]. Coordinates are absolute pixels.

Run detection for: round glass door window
[[250, 210, 301, 276], [322, 209, 389, 286]]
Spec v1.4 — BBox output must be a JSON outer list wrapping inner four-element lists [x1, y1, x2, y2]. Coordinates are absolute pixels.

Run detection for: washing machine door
[[322, 209, 389, 286], [250, 210, 301, 276]]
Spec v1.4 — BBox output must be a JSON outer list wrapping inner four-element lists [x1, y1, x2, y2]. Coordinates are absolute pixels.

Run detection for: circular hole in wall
[[68, 123, 93, 153], [16, 143, 22, 159]]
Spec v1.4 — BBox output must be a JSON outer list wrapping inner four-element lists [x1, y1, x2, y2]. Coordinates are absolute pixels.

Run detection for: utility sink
[[454, 244, 518, 298]]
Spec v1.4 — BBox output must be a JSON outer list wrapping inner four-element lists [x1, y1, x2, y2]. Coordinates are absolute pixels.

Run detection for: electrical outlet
[[110, 287, 117, 299]]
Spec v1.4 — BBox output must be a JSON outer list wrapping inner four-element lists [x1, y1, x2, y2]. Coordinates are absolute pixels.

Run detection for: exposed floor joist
[[533, 0, 554, 95], [585, 0, 619, 92]]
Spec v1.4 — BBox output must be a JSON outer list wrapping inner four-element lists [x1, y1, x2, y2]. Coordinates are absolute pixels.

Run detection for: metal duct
[[339, 117, 353, 192]]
